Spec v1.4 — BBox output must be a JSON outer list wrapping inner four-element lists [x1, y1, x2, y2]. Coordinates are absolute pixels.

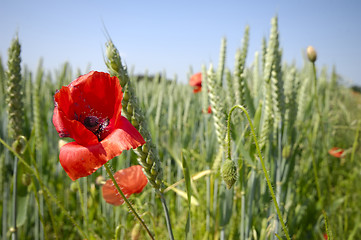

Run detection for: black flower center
[[84, 116, 99, 128], [83, 115, 110, 141]]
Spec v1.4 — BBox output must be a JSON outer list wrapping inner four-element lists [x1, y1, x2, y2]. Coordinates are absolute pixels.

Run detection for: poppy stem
[[103, 163, 154, 240], [227, 105, 291, 240]]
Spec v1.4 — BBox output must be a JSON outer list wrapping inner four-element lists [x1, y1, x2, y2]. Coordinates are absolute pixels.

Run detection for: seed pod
[[221, 159, 238, 189]]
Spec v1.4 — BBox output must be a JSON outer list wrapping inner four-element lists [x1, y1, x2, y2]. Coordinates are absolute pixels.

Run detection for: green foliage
[[1, 16, 360, 240]]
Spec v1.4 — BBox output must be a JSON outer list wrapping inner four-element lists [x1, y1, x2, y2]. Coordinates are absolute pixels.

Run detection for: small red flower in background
[[102, 165, 148, 206], [201, 105, 212, 114], [53, 71, 145, 180], [328, 147, 344, 158], [323, 233, 328, 239], [189, 72, 202, 93], [207, 105, 212, 114]]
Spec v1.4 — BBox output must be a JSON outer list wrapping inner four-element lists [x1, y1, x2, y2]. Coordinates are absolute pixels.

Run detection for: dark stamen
[[84, 116, 99, 128]]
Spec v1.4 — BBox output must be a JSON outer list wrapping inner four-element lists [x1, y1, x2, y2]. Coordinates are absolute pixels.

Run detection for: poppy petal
[[102, 165, 148, 206], [328, 147, 344, 158], [67, 71, 121, 119], [59, 117, 145, 180], [189, 72, 202, 87], [193, 86, 202, 93]]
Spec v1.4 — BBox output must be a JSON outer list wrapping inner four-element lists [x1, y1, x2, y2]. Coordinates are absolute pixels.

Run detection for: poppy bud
[[307, 46, 317, 63], [221, 159, 238, 189]]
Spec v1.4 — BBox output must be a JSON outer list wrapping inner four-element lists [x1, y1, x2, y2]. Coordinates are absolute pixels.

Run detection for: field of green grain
[[1, 16, 361, 240]]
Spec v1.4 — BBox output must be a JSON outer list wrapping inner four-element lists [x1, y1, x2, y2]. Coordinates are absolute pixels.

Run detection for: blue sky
[[1, 1, 361, 85]]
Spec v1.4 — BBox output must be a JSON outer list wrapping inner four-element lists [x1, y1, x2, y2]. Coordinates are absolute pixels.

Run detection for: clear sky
[[1, 0, 361, 85]]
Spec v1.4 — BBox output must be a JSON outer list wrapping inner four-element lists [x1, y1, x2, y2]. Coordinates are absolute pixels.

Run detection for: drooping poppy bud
[[221, 159, 238, 189]]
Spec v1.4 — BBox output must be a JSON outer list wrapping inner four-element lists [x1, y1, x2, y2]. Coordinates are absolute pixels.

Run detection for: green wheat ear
[[6, 36, 25, 146], [207, 64, 227, 149], [234, 25, 249, 107], [105, 40, 164, 192], [216, 37, 227, 87]]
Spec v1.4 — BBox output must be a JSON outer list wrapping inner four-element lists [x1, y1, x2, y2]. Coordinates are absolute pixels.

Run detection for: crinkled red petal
[[67, 71, 122, 120], [59, 117, 145, 180], [102, 165, 148, 206]]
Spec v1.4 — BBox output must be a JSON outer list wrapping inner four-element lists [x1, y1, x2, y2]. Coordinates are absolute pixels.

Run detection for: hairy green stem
[[226, 105, 291, 240], [103, 163, 154, 240]]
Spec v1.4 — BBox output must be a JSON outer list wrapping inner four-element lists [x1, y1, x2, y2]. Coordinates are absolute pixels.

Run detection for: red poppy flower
[[207, 105, 212, 114], [328, 147, 344, 158], [189, 72, 202, 93], [202, 105, 212, 114], [102, 165, 148, 206], [323, 233, 328, 240], [53, 71, 145, 181]]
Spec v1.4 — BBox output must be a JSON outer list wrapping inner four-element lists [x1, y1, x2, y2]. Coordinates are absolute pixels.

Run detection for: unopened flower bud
[[307, 46, 317, 63], [221, 159, 238, 189]]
